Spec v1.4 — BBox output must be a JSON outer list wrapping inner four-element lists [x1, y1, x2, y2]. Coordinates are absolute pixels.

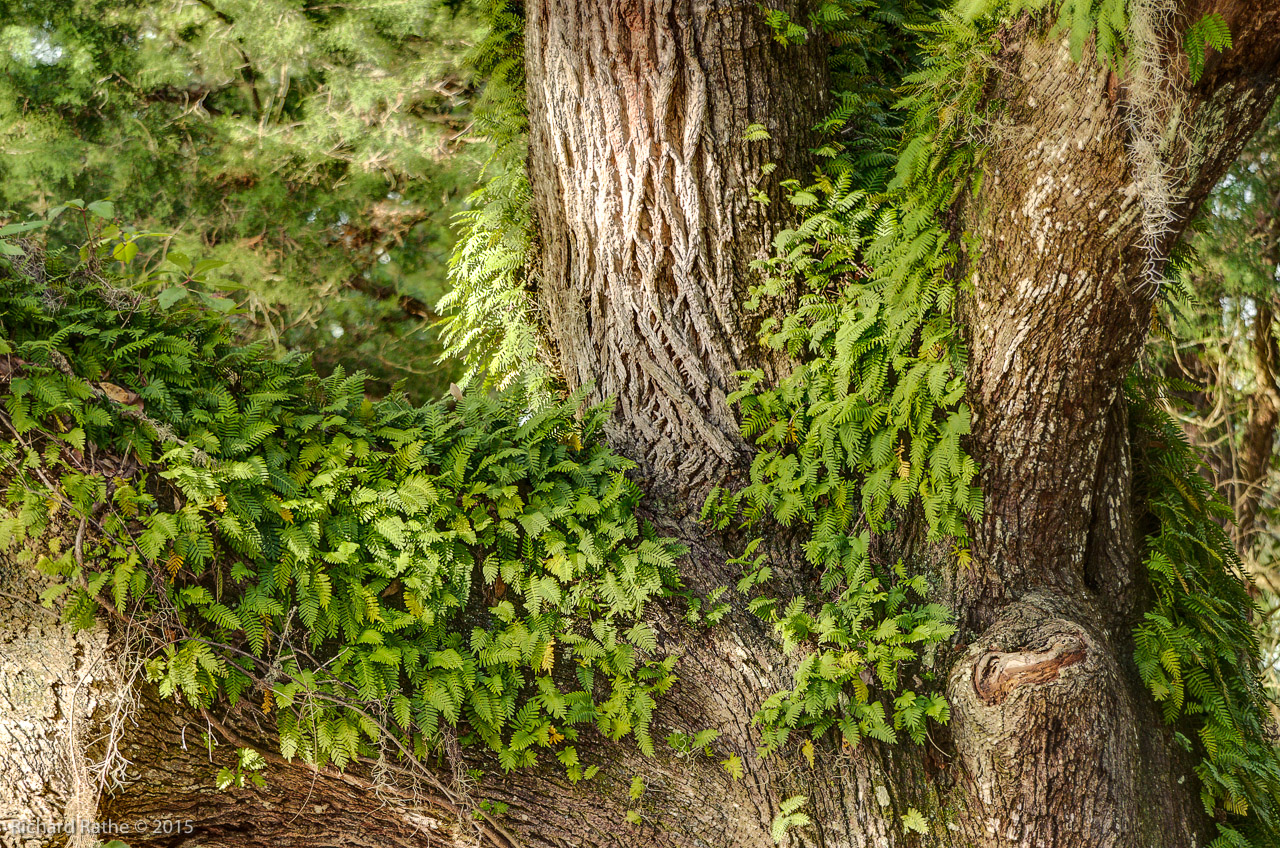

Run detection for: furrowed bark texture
[[0, 565, 121, 848], [525, 0, 828, 500], [6, 4, 1280, 848]]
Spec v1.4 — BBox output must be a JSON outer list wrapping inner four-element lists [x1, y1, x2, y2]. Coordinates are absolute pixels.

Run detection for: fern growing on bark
[[0, 217, 682, 779], [695, 2, 1280, 844]]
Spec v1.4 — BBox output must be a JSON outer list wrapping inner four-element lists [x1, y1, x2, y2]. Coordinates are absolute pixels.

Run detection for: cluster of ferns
[[0, 1, 1275, 845]]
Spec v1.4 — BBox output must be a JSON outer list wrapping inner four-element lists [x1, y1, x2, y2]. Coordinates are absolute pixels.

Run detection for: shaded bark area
[[962, 1, 1280, 613], [960, 45, 1150, 615], [525, 0, 828, 500], [96, 693, 486, 848]]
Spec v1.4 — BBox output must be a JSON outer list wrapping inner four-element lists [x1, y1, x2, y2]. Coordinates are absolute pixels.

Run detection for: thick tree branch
[[940, 5, 1280, 845], [961, 0, 1280, 617]]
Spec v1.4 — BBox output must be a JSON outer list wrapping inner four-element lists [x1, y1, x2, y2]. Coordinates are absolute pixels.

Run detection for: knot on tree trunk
[[945, 593, 1157, 847], [971, 634, 1088, 706]]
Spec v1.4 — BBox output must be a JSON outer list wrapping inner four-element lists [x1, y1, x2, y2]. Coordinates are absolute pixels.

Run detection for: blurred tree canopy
[[0, 0, 488, 400], [1153, 104, 1280, 699]]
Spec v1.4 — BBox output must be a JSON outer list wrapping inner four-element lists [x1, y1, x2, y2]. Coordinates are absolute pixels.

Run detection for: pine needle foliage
[[0, 219, 682, 777], [0, 0, 490, 399]]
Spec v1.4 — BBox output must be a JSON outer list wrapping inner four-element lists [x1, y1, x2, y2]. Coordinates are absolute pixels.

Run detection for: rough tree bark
[[6, 2, 1280, 848], [525, 0, 829, 500]]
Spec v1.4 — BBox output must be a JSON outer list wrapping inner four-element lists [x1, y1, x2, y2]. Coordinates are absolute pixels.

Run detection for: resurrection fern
[[0, 227, 681, 777], [1130, 380, 1280, 848], [699, 3, 1280, 844], [438, 0, 552, 398], [958, 0, 1129, 66], [702, 2, 999, 756], [1185, 12, 1232, 84]]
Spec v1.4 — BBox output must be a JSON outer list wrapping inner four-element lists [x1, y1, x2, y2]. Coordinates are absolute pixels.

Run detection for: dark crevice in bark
[[1083, 398, 1142, 631]]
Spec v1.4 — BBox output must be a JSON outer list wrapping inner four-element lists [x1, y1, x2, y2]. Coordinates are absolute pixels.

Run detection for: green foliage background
[[1150, 106, 1280, 705], [0, 0, 490, 400]]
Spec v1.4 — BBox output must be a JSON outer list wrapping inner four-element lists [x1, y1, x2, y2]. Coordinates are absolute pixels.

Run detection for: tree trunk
[[949, 3, 1280, 843], [7, 3, 1280, 848], [525, 0, 828, 500], [1, 567, 121, 848]]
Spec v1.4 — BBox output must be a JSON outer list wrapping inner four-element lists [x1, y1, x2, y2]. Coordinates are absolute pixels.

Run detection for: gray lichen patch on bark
[[0, 563, 127, 848]]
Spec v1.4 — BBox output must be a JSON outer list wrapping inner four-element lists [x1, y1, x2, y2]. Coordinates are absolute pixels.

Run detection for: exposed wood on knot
[[972, 635, 1087, 705]]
